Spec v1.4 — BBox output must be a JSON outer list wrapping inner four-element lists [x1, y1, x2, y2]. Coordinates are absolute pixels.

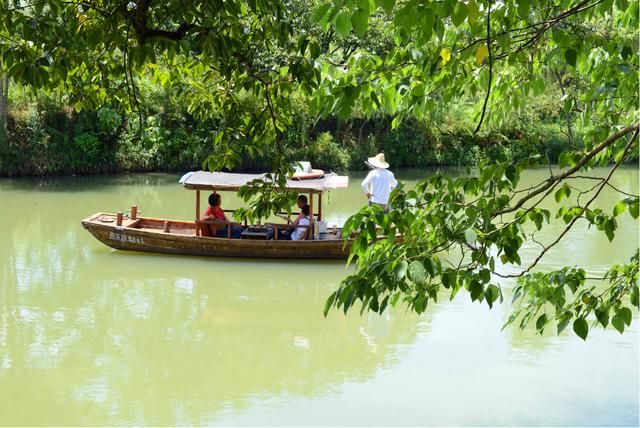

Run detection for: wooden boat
[[81, 171, 353, 259]]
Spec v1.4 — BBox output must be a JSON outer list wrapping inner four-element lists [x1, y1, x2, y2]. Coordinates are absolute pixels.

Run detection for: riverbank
[[0, 115, 584, 177], [0, 94, 595, 176]]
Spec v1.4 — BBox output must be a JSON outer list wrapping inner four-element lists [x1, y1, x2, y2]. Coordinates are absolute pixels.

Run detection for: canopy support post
[[309, 192, 314, 240], [317, 193, 322, 221], [195, 190, 200, 237]]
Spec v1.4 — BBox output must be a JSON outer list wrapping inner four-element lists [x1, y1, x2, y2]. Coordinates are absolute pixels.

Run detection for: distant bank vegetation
[[0, 81, 618, 177]]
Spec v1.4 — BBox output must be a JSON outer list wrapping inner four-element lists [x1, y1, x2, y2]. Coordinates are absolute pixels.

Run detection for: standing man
[[361, 153, 397, 209]]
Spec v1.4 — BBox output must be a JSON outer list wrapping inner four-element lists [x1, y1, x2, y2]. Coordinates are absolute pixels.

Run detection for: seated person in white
[[282, 204, 310, 240]]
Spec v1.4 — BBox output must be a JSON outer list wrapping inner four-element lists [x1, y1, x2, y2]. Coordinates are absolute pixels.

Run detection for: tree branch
[[494, 123, 640, 216], [474, 0, 492, 134], [504, 128, 639, 278]]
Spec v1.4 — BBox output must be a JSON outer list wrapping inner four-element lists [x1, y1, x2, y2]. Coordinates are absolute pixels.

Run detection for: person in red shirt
[[201, 193, 243, 238]]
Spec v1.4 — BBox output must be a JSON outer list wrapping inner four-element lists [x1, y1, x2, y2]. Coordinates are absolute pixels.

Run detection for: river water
[[0, 167, 638, 426]]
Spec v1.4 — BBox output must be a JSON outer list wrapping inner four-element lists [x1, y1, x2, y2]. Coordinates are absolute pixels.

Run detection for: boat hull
[[81, 213, 351, 259]]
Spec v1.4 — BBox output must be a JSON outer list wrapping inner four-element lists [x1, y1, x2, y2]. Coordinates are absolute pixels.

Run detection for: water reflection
[[1, 237, 424, 425]]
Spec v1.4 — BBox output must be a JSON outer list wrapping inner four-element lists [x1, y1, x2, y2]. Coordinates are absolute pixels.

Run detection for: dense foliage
[[317, 0, 639, 340], [1, 85, 586, 175], [0, 0, 637, 339]]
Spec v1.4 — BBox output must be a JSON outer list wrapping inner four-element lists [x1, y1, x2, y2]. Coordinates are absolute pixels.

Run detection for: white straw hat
[[367, 153, 389, 169]]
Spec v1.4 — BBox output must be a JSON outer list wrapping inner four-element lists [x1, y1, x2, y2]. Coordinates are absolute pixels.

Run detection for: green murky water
[[0, 168, 638, 426]]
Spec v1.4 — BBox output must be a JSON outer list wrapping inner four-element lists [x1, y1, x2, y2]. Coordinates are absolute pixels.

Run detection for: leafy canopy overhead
[[1, 0, 638, 339]]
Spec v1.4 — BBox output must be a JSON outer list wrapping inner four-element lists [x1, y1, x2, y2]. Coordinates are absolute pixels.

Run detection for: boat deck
[[90, 214, 343, 241]]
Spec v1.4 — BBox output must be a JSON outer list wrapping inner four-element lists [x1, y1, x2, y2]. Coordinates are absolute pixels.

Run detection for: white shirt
[[292, 217, 310, 240], [361, 168, 397, 205]]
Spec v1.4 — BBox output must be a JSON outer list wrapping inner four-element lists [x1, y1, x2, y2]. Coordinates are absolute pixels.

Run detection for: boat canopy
[[179, 171, 349, 193]]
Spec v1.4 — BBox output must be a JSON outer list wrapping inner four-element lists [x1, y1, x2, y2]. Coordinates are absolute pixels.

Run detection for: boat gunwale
[[81, 213, 349, 246]]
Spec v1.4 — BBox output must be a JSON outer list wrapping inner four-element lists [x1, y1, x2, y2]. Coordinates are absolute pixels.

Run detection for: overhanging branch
[[494, 123, 640, 217]]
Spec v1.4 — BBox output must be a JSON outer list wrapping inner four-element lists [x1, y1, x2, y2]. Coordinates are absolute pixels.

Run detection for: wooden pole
[[131, 205, 137, 220], [195, 190, 200, 237], [308, 192, 314, 240], [116, 212, 123, 226], [196, 191, 200, 219], [317, 193, 322, 221]]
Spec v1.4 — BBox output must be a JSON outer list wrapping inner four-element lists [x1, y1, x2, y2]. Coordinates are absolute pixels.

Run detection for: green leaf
[[450, 283, 461, 300], [613, 200, 626, 217], [451, 3, 467, 26], [335, 12, 353, 37], [505, 165, 518, 186], [536, 313, 548, 333], [442, 271, 456, 289], [598, 0, 614, 13], [512, 285, 523, 303], [565, 48, 577, 67], [573, 317, 588, 340], [323, 291, 336, 316], [395, 260, 408, 280], [469, 280, 483, 301], [390, 292, 401, 307], [554, 186, 571, 203], [485, 284, 500, 309], [558, 151, 574, 168], [557, 316, 571, 334], [309, 40, 320, 58], [618, 307, 632, 326], [311, 3, 331, 23], [531, 78, 545, 96], [611, 314, 625, 334], [351, 9, 369, 36], [616, 0, 629, 9], [408, 260, 426, 284], [424, 257, 438, 276], [517, 0, 531, 16], [595, 308, 609, 328], [411, 82, 425, 97], [628, 200, 639, 219], [464, 228, 477, 245], [603, 219, 615, 242], [379, 0, 395, 12], [467, 0, 479, 25]]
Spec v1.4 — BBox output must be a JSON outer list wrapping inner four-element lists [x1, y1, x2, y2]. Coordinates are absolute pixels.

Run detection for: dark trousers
[[278, 229, 293, 240]]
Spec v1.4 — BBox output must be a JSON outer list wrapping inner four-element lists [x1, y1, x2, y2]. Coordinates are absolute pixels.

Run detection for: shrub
[[307, 132, 351, 172]]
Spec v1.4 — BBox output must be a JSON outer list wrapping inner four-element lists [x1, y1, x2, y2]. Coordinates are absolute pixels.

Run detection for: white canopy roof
[[179, 171, 349, 193]]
